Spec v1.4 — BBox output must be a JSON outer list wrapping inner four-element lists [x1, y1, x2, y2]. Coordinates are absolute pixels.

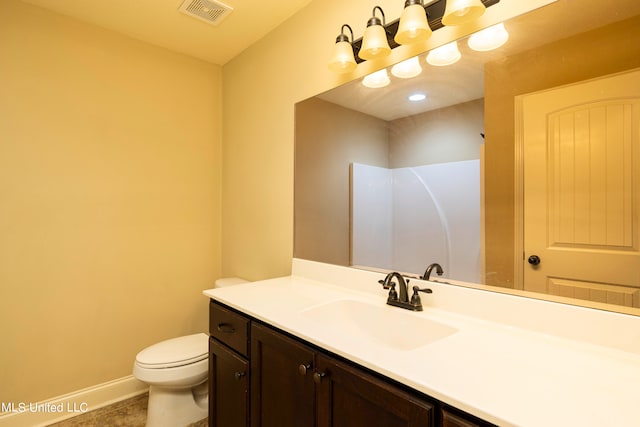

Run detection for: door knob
[[527, 255, 541, 265]]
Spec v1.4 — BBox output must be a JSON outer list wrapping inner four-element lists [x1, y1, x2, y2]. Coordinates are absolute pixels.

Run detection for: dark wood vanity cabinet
[[209, 300, 494, 427]]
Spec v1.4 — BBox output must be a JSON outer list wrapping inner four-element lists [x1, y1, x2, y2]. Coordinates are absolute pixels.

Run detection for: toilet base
[[145, 382, 208, 427]]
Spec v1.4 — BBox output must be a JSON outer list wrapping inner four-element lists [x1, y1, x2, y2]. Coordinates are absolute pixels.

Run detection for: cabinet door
[[250, 323, 315, 427], [315, 355, 434, 427], [209, 338, 249, 427]]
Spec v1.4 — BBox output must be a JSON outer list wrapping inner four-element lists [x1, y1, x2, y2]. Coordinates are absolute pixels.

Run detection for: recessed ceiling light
[[408, 93, 427, 102]]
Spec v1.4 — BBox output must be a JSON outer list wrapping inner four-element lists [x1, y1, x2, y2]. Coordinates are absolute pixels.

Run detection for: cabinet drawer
[[210, 301, 250, 357]]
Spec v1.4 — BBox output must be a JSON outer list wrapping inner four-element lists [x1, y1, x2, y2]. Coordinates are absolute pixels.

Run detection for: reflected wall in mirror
[[294, 0, 640, 315]]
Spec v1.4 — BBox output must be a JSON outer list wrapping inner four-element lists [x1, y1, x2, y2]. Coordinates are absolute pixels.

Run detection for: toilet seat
[[135, 333, 208, 369]]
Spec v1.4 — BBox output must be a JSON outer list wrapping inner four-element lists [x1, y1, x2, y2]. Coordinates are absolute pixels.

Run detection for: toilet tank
[[214, 277, 248, 288]]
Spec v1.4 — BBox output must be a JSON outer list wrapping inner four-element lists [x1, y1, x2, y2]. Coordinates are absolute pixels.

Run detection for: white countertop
[[203, 259, 640, 427]]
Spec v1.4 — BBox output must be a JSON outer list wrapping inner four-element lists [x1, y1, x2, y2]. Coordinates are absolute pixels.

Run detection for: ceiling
[[317, 0, 640, 121], [20, 0, 312, 65]]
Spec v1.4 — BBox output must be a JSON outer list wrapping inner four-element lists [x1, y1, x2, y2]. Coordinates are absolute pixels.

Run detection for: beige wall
[[221, 0, 410, 281], [484, 15, 640, 287], [389, 98, 484, 168], [0, 0, 222, 403], [294, 97, 389, 266]]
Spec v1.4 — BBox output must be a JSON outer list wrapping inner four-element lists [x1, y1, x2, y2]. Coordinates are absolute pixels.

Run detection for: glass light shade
[[426, 41, 461, 66], [442, 0, 486, 26], [468, 23, 509, 51], [391, 57, 422, 78], [359, 24, 391, 60], [395, 4, 432, 45], [362, 69, 390, 88], [328, 40, 357, 73]]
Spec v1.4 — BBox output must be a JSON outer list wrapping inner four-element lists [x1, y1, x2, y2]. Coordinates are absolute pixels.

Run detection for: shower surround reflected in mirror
[[351, 160, 480, 283]]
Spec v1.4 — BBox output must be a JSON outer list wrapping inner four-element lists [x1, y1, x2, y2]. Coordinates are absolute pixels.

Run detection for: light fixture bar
[[351, 0, 499, 63]]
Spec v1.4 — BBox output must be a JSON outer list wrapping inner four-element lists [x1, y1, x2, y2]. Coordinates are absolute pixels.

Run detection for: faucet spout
[[422, 263, 443, 281]]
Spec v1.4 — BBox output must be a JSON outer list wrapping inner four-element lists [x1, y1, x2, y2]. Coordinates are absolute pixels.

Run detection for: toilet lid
[[135, 333, 208, 369]]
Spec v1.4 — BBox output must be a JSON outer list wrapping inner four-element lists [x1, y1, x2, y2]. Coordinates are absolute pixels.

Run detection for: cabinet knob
[[234, 371, 246, 381], [298, 363, 312, 376], [313, 372, 326, 384]]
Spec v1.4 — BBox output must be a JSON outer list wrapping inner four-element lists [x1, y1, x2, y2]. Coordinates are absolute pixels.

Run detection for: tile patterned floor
[[47, 393, 207, 427]]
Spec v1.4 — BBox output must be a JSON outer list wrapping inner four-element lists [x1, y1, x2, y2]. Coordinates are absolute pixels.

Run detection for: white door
[[521, 69, 640, 308]]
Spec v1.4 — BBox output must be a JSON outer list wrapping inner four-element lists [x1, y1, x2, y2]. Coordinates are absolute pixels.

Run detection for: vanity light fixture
[[395, 0, 432, 45], [328, 0, 500, 73], [442, 0, 486, 26], [426, 41, 461, 66], [359, 6, 392, 60], [391, 56, 423, 78], [468, 22, 509, 51], [328, 24, 357, 73], [362, 69, 391, 88]]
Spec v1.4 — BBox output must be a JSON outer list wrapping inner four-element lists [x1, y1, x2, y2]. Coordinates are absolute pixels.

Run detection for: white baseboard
[[0, 376, 148, 427]]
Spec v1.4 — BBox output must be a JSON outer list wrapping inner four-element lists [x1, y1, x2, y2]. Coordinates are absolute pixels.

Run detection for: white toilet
[[133, 277, 248, 427]]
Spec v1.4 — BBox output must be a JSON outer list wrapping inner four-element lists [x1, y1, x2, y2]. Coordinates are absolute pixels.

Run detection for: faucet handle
[[379, 279, 399, 301], [410, 286, 433, 305], [387, 283, 398, 301], [410, 286, 421, 305]]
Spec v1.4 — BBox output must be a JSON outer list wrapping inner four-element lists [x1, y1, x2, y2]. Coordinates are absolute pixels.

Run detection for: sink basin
[[300, 299, 457, 351]]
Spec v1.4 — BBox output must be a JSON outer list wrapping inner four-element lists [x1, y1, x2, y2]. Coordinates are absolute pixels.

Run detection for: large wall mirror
[[295, 0, 640, 315]]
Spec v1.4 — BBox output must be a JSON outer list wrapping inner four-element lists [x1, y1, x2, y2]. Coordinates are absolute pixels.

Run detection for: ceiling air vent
[[179, 0, 233, 26]]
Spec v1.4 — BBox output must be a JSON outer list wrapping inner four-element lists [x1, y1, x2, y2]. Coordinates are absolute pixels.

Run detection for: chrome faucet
[[421, 263, 443, 281], [379, 272, 432, 311]]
